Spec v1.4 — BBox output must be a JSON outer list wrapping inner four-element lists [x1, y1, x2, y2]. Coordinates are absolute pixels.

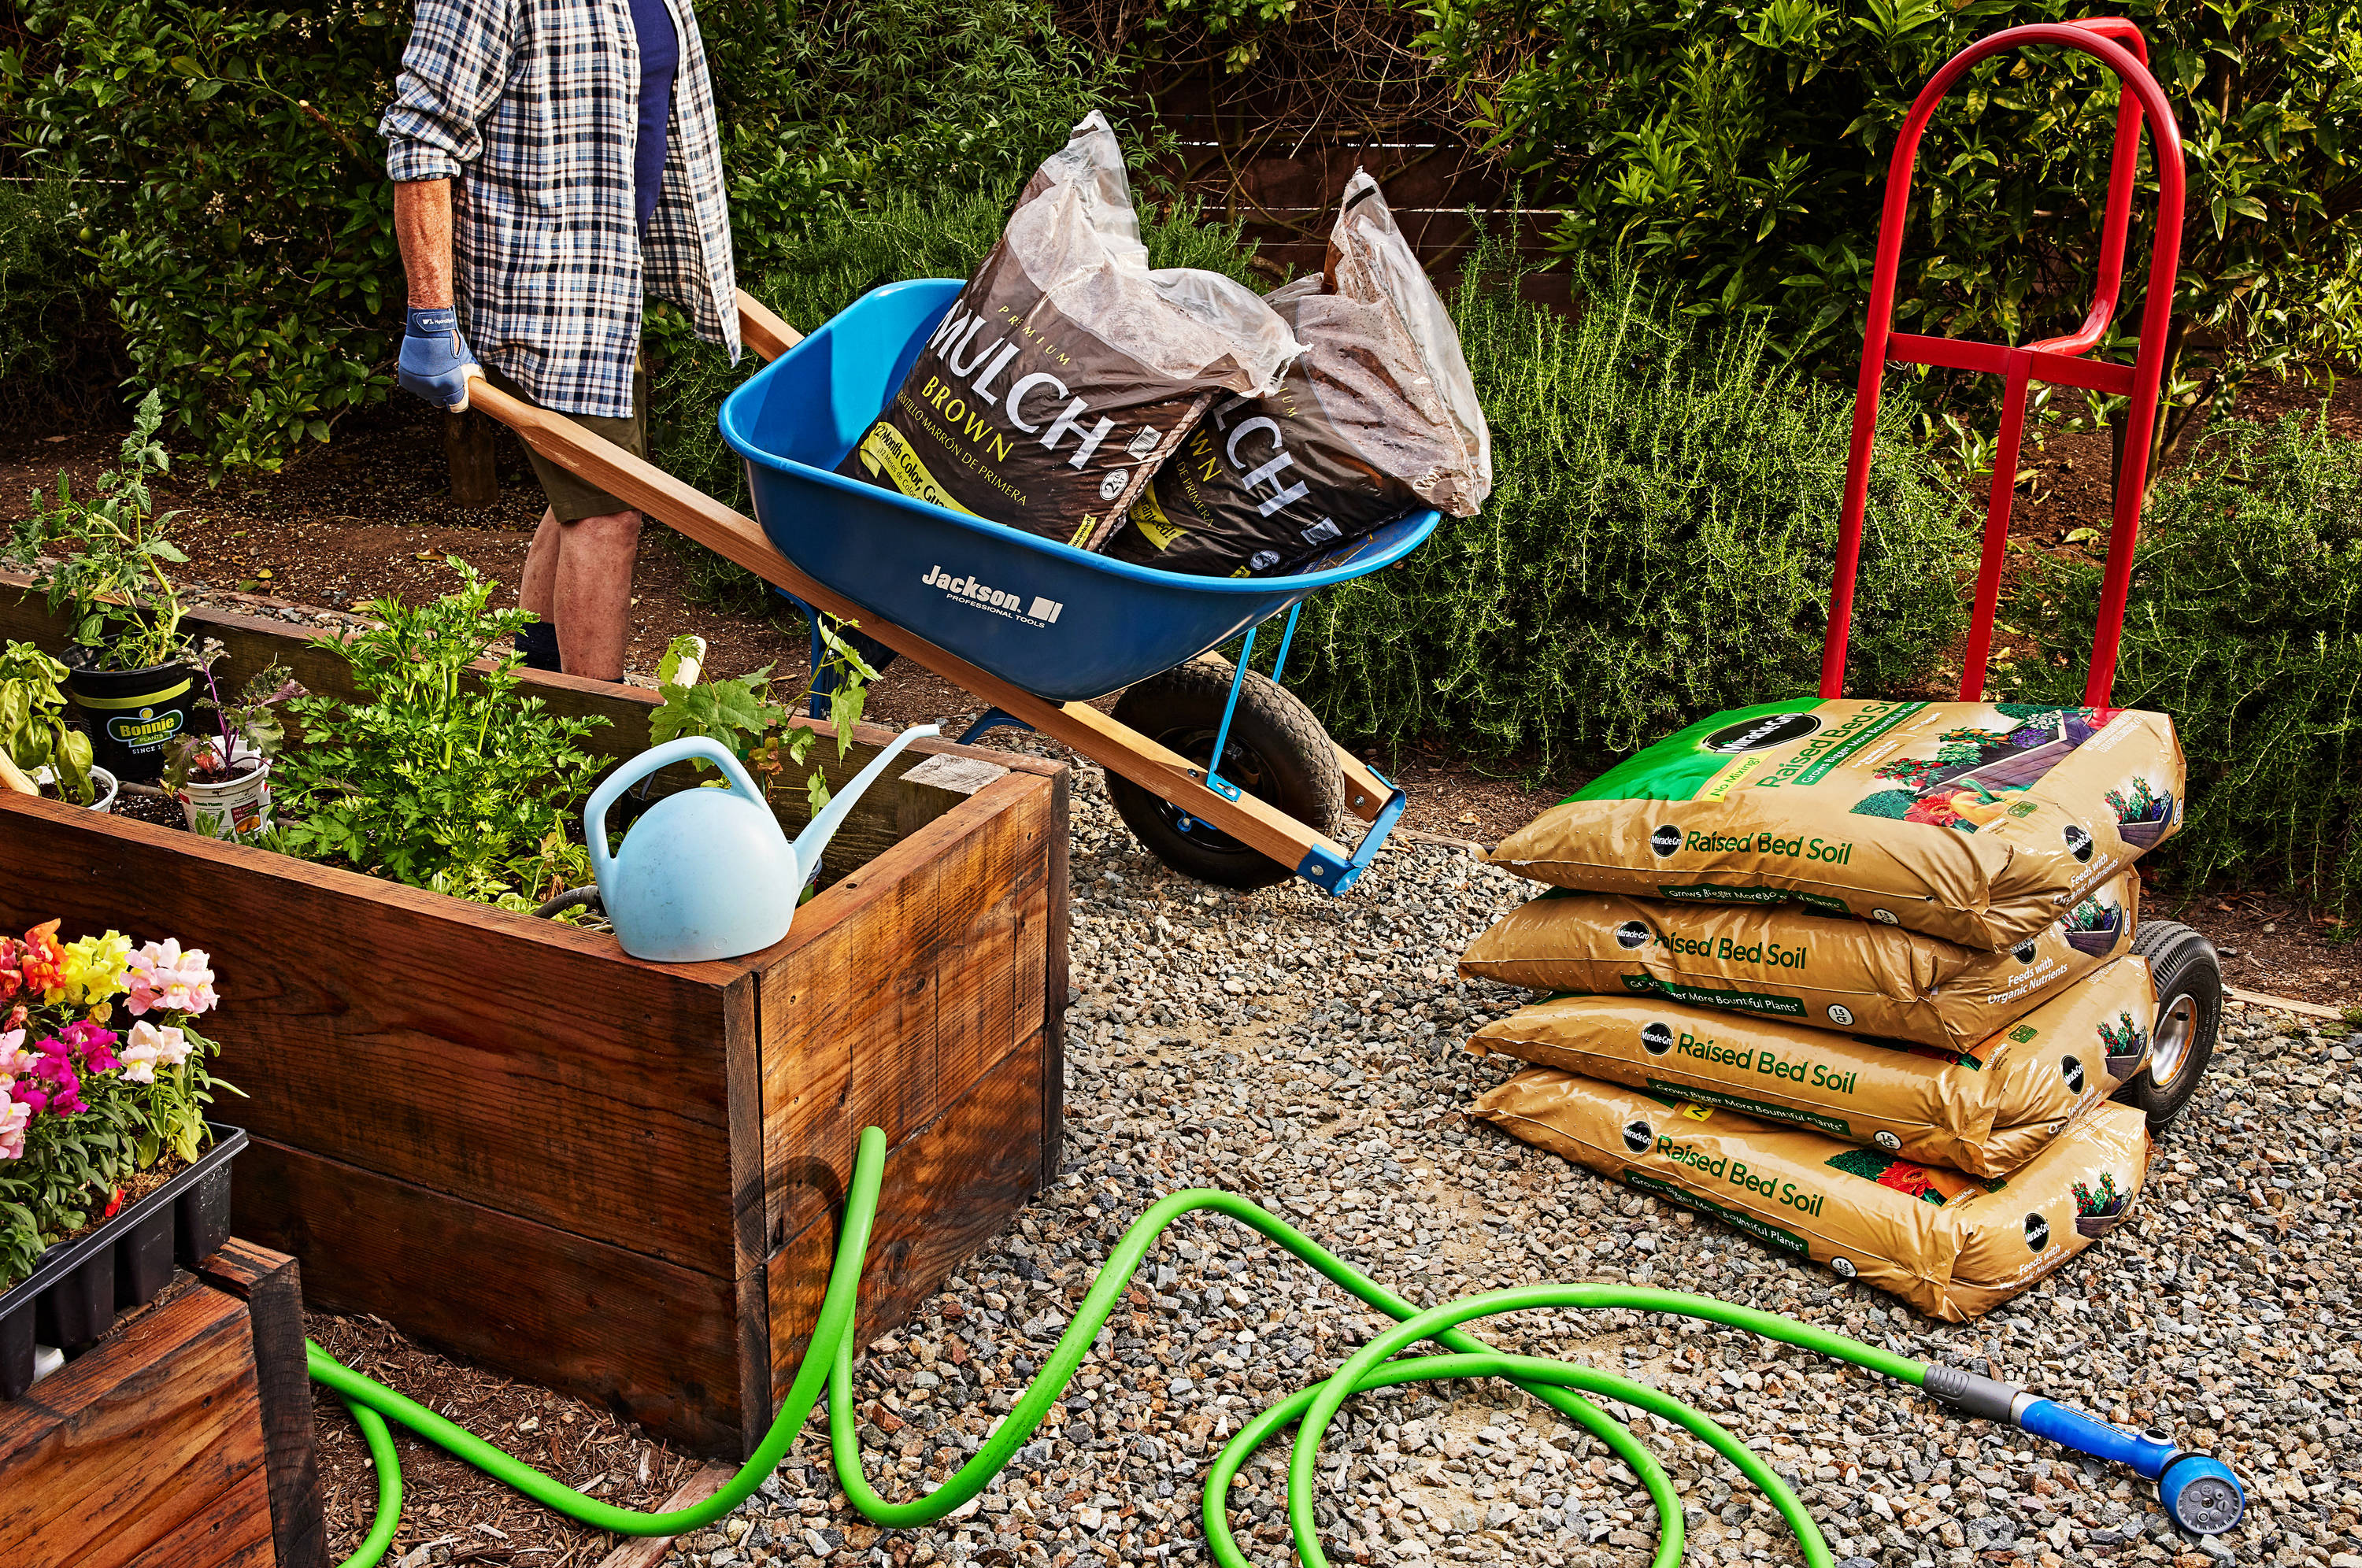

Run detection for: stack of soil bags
[[1461, 697, 2186, 1322], [839, 117, 1491, 575]]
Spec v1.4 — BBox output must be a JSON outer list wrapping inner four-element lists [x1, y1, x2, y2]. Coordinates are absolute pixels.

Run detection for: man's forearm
[[394, 179, 456, 309]]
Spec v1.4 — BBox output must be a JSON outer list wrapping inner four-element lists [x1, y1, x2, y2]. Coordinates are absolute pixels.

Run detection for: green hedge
[[2012, 414, 2362, 905], [1283, 253, 1971, 772]]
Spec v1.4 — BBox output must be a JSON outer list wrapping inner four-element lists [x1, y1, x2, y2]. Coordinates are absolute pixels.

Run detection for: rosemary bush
[[2012, 413, 2362, 906], [1285, 253, 1971, 773]]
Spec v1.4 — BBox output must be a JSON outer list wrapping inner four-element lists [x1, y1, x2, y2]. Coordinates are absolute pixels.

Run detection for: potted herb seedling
[[2, 391, 198, 784], [161, 642, 303, 841], [0, 641, 113, 812]]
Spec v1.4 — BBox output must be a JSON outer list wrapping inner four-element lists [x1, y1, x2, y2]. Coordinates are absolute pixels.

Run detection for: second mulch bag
[[837, 113, 1301, 549], [1465, 956, 2156, 1176], [1474, 1072, 2151, 1322], [1459, 871, 2138, 1054], [1102, 172, 1492, 575]]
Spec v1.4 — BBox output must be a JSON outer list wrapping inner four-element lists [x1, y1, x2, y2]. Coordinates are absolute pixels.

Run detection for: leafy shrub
[[700, 0, 1110, 275], [3, 2, 402, 471], [0, 175, 106, 399], [2012, 414, 2362, 905], [1285, 253, 1970, 771], [1417, 0, 2362, 451]]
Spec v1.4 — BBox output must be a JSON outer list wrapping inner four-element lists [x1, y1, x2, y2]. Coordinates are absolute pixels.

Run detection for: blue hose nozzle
[[1926, 1368, 2245, 1537]]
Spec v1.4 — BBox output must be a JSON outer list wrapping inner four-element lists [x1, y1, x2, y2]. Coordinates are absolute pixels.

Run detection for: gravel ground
[[639, 760, 2361, 1568]]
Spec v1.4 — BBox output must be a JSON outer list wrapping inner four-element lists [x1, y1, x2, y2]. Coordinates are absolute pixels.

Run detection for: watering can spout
[[792, 724, 940, 880]]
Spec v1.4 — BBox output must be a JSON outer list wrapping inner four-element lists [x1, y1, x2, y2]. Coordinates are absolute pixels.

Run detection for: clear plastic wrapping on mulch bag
[[835, 113, 1301, 550], [1458, 871, 2138, 1055], [1466, 956, 2155, 1178], [1472, 1071, 2150, 1322], [1101, 171, 1491, 576], [1487, 699, 2185, 949]]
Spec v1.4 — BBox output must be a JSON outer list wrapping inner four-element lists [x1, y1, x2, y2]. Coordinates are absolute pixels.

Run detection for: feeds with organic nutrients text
[[1472, 1071, 2150, 1321], [835, 113, 1301, 550], [1464, 956, 2154, 1177], [1488, 700, 2184, 949], [1457, 872, 2138, 1054], [1103, 172, 1491, 577]]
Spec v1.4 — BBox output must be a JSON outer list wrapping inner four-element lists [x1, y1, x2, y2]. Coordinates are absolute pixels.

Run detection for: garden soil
[[1458, 871, 2138, 1053], [1103, 172, 1490, 576], [1488, 698, 2184, 950], [1465, 956, 2154, 1176], [1472, 1071, 2152, 1322], [835, 113, 1298, 550]]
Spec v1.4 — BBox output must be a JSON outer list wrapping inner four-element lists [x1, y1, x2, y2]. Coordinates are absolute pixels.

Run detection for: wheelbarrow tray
[[717, 279, 1440, 703]]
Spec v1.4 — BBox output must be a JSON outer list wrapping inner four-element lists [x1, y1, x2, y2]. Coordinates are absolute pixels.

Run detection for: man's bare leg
[[520, 508, 560, 619], [552, 507, 642, 682]]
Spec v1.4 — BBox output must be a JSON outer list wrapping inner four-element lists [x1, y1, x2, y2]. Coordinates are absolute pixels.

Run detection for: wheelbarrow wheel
[[1107, 659, 1343, 890], [2112, 919, 2222, 1133]]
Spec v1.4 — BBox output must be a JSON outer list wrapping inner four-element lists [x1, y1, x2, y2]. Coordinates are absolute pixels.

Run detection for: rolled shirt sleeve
[[379, 0, 520, 183]]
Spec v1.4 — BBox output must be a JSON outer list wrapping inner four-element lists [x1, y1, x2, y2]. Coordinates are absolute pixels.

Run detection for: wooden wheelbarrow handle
[[458, 290, 1386, 877]]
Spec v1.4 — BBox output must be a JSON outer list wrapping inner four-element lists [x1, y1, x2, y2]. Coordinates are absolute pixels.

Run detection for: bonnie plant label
[[1464, 956, 2154, 1177], [1457, 871, 2138, 1055], [1489, 699, 2184, 950], [836, 114, 1299, 552], [1473, 1071, 2150, 1323]]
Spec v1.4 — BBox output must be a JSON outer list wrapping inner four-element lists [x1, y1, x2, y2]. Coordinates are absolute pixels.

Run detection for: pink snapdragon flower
[[58, 1019, 120, 1074], [0, 1094, 26, 1160], [120, 1021, 190, 1084], [0, 1027, 31, 1078], [126, 938, 219, 1017]]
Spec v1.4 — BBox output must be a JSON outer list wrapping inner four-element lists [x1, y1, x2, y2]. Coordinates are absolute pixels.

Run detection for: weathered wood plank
[[194, 1240, 328, 1568], [0, 792, 744, 1277], [237, 1135, 751, 1455], [722, 973, 774, 1458], [0, 1277, 273, 1568], [121, 1466, 279, 1568], [765, 1028, 1052, 1406]]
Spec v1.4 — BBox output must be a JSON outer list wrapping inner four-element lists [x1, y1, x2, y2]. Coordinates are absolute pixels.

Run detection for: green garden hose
[[307, 1124, 2218, 1568]]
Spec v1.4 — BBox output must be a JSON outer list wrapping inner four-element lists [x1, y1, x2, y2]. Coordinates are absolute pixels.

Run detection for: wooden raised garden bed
[[0, 584, 1068, 1456], [0, 1238, 324, 1568]]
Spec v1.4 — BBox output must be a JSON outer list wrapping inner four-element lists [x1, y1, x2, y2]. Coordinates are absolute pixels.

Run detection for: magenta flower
[[57, 1019, 120, 1074]]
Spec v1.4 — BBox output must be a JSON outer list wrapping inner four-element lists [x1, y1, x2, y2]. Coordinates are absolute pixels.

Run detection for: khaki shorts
[[477, 351, 649, 522]]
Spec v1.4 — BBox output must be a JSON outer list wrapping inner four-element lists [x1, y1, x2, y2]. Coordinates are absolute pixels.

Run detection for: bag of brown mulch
[[836, 113, 1301, 549], [1458, 871, 2138, 1054], [1488, 699, 2184, 950], [1466, 956, 2155, 1177], [1102, 172, 1491, 576], [1472, 1071, 2150, 1322]]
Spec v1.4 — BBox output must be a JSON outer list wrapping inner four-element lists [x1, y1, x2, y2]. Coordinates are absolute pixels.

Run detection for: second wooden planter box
[[0, 591, 1068, 1456]]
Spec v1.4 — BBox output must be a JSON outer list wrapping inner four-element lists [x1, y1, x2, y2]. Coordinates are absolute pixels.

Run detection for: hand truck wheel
[[2112, 919, 2223, 1132]]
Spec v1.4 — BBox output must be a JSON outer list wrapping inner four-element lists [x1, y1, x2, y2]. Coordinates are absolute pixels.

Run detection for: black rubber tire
[[2112, 919, 2223, 1132], [1106, 658, 1343, 889]]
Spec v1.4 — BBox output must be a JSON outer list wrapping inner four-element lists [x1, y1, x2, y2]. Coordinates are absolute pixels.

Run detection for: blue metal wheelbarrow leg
[[462, 327, 1412, 896]]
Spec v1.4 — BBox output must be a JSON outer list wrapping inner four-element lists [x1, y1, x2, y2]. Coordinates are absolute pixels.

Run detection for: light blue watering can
[[586, 726, 939, 962]]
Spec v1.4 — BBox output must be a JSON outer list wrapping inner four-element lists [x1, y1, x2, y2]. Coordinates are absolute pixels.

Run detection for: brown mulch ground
[[307, 1312, 705, 1568]]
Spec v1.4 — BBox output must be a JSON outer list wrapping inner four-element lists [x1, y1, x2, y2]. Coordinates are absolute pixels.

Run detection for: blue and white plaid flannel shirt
[[379, 0, 740, 420]]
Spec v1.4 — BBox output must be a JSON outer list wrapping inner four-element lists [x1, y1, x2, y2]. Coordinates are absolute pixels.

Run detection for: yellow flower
[[54, 930, 134, 1008]]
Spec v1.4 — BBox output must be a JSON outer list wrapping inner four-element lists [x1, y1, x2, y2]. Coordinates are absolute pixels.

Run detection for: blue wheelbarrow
[[465, 282, 1434, 893]]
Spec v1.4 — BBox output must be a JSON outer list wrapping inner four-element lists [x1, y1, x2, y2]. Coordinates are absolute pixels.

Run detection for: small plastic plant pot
[[63, 653, 199, 783], [32, 764, 117, 813], [175, 752, 272, 841]]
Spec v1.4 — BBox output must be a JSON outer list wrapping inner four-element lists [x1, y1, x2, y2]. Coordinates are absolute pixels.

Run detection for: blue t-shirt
[[629, 0, 679, 234]]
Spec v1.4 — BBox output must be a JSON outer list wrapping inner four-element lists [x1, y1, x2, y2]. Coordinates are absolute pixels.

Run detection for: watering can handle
[[585, 736, 772, 896], [790, 724, 941, 882]]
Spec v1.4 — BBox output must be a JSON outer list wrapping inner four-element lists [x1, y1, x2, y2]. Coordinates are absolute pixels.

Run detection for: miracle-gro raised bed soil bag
[[1473, 1071, 2151, 1321], [1458, 871, 2138, 1055], [1464, 956, 2155, 1177], [1488, 699, 2184, 950]]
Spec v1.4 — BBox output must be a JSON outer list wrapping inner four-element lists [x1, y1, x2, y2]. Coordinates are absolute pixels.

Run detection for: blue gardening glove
[[399, 306, 479, 409]]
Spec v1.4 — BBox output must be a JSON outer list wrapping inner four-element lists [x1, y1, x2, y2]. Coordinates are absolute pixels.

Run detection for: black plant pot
[[0, 1123, 246, 1402], [62, 649, 199, 783]]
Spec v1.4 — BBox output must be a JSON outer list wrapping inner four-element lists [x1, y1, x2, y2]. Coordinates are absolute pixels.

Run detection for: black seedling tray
[[0, 1122, 246, 1402]]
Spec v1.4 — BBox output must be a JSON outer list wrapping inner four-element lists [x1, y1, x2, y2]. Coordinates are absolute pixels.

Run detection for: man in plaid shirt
[[380, 0, 740, 681]]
